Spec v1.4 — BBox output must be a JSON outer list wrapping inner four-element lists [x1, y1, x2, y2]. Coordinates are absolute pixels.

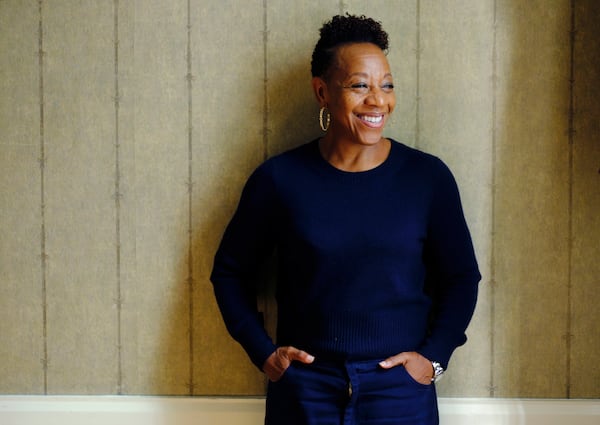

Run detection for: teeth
[[360, 115, 383, 123]]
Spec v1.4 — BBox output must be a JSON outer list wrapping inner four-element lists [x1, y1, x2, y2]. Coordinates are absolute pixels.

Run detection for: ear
[[311, 76, 329, 106]]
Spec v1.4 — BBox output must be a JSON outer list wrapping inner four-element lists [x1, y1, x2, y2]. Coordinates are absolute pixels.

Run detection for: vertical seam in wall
[[415, 0, 421, 149], [260, 0, 270, 392], [113, 0, 123, 395], [489, 0, 498, 398], [262, 0, 269, 160], [37, 0, 48, 396], [339, 1, 345, 15], [186, 0, 195, 396], [566, 0, 576, 400]]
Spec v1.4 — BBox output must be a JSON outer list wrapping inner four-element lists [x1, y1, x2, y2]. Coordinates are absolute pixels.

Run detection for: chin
[[356, 131, 385, 146]]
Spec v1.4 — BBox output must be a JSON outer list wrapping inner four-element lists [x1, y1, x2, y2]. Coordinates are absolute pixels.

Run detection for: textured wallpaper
[[1, 0, 598, 398]]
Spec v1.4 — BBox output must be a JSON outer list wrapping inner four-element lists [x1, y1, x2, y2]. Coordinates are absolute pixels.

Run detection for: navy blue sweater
[[211, 139, 480, 370]]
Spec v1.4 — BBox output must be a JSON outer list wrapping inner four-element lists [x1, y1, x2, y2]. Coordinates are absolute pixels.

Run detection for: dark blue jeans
[[265, 358, 439, 424]]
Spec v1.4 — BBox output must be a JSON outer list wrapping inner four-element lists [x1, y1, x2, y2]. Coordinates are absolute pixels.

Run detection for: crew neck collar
[[312, 138, 395, 176]]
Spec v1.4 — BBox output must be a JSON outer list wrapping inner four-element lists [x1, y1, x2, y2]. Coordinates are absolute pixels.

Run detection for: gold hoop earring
[[319, 106, 330, 132]]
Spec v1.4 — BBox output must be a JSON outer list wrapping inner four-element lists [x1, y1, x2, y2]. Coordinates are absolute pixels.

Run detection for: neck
[[319, 135, 390, 172]]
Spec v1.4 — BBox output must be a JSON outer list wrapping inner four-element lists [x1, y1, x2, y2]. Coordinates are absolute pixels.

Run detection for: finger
[[298, 350, 315, 364], [379, 352, 410, 369], [286, 346, 315, 364]]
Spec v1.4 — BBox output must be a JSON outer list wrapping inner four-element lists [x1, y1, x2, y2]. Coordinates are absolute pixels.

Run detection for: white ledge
[[0, 396, 598, 425]]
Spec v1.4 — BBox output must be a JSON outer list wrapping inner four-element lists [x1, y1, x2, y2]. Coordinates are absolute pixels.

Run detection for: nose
[[365, 86, 385, 106]]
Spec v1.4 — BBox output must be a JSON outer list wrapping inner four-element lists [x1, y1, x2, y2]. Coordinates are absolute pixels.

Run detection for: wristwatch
[[431, 361, 445, 383]]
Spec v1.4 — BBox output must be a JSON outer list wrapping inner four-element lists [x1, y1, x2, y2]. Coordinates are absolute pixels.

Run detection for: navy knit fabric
[[211, 139, 481, 370]]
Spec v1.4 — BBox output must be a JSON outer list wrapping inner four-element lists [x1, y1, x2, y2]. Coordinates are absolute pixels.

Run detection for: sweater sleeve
[[417, 159, 481, 369], [210, 163, 278, 370]]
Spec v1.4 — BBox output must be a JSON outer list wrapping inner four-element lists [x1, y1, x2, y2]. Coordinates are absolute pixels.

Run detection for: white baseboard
[[0, 396, 598, 425]]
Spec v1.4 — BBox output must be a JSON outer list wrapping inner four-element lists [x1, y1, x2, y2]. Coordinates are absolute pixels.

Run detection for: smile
[[357, 114, 384, 125]]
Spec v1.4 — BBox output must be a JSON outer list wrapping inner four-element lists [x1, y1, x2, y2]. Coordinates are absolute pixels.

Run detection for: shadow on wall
[[154, 52, 323, 395], [493, 0, 600, 398], [492, 0, 572, 398]]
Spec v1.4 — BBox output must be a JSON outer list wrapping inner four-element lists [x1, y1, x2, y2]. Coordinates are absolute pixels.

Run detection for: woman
[[211, 14, 480, 425]]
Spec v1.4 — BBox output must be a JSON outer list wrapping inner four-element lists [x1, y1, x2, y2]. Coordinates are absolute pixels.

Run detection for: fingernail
[[379, 361, 388, 367]]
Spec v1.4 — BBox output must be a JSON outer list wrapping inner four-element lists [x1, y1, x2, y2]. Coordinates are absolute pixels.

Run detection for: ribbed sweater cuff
[[418, 332, 467, 369], [234, 322, 277, 371]]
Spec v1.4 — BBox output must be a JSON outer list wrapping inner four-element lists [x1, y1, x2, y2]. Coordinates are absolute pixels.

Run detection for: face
[[313, 42, 396, 146]]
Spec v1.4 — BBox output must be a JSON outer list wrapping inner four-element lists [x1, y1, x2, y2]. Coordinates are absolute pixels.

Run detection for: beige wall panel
[[123, 0, 191, 395], [0, 1, 40, 147], [266, 0, 334, 360], [571, 0, 600, 398], [493, 0, 571, 397], [190, 1, 266, 395], [0, 147, 43, 393], [266, 0, 340, 157], [417, 0, 494, 396], [42, 2, 118, 394], [0, 1, 44, 393], [114, 0, 141, 395]]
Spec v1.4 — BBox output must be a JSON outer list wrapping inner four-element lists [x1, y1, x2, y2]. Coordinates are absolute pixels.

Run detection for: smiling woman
[[210, 14, 480, 425], [313, 42, 396, 169]]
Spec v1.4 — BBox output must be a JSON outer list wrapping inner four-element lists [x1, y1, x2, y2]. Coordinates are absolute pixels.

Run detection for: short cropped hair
[[311, 14, 389, 78]]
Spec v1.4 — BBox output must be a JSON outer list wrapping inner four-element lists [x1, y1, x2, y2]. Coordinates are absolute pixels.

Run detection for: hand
[[378, 351, 433, 385], [262, 346, 315, 382]]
